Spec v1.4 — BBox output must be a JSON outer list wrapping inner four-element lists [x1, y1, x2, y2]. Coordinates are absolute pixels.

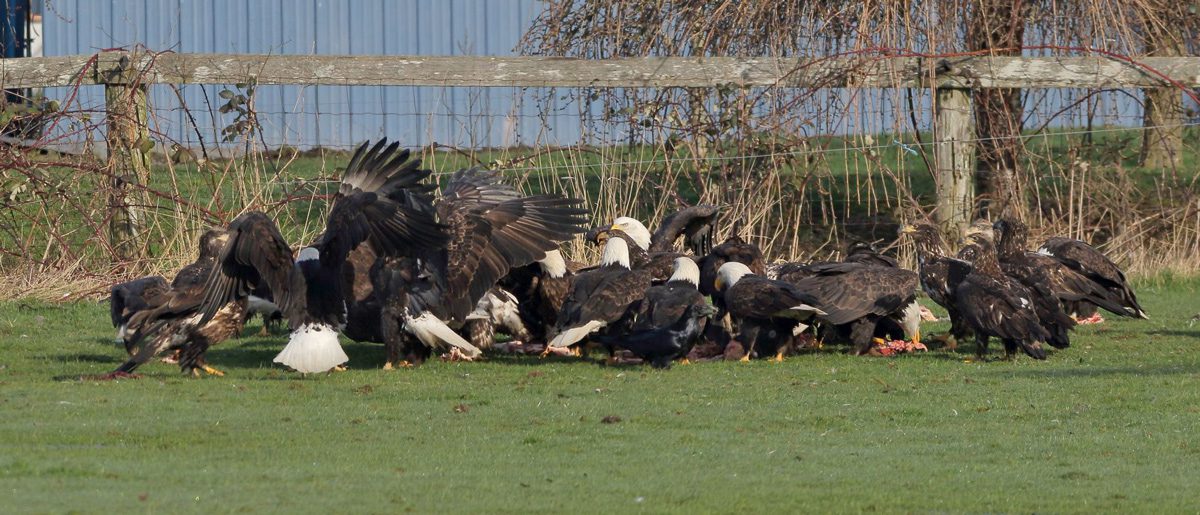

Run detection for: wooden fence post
[[933, 84, 975, 237], [98, 52, 151, 261], [1140, 23, 1185, 171]]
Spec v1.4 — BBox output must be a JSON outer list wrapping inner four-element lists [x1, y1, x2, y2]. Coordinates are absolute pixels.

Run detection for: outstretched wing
[[198, 212, 296, 326], [651, 204, 719, 255], [312, 139, 448, 266], [430, 168, 589, 322]]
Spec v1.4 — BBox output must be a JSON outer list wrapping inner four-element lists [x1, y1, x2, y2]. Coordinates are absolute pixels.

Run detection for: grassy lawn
[[1, 277, 1197, 513]]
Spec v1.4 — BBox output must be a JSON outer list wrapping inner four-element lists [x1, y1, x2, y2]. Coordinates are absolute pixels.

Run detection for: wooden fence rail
[[2, 53, 1200, 88], [2, 52, 1198, 253]]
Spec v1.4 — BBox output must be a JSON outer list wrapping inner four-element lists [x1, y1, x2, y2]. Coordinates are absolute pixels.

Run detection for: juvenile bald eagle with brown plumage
[[990, 219, 1077, 349], [492, 249, 575, 345], [899, 223, 974, 344], [954, 234, 1049, 360], [843, 241, 899, 268], [649, 204, 720, 255], [778, 262, 921, 355], [109, 229, 247, 377], [697, 230, 765, 297], [1036, 235, 1147, 320], [109, 275, 169, 344]]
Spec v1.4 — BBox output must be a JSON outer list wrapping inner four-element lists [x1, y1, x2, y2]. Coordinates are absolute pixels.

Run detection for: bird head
[[962, 218, 994, 242], [585, 225, 611, 246], [667, 257, 700, 287], [714, 262, 753, 292], [296, 247, 320, 263], [198, 228, 231, 259], [537, 249, 568, 278], [691, 302, 720, 318], [599, 237, 631, 268], [611, 216, 651, 251]]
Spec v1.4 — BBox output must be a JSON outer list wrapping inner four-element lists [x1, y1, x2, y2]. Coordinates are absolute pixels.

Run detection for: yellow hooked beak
[[900, 224, 917, 234], [714, 276, 725, 292]]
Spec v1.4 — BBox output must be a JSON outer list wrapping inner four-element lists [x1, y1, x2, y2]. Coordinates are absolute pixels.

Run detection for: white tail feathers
[[247, 295, 280, 317], [406, 313, 483, 358], [274, 323, 349, 373], [786, 304, 827, 318], [548, 320, 606, 348]]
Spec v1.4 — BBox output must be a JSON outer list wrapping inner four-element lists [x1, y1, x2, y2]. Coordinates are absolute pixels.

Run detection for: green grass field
[[1, 277, 1197, 513]]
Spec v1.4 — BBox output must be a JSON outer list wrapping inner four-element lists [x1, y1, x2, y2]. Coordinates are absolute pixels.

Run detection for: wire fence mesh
[[1, 47, 1199, 299]]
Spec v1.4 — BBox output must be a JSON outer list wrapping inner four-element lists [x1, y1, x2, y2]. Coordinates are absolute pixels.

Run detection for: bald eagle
[[899, 223, 974, 345], [587, 213, 709, 283], [194, 139, 452, 373], [109, 229, 248, 377], [109, 275, 168, 344], [715, 262, 826, 361], [494, 249, 576, 346], [462, 287, 532, 350], [697, 230, 765, 297], [843, 241, 899, 268], [1036, 236, 1147, 320], [954, 235, 1049, 360], [549, 237, 654, 353], [956, 219, 995, 262], [991, 219, 1077, 349], [779, 262, 921, 355], [368, 167, 588, 367], [592, 257, 715, 368]]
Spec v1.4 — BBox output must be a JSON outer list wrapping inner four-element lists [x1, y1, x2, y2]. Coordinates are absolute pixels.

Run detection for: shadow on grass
[[984, 364, 1199, 378], [50, 352, 122, 364], [1146, 329, 1200, 338]]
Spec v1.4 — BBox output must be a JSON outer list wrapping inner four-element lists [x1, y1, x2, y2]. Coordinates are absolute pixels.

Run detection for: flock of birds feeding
[[102, 139, 1148, 379]]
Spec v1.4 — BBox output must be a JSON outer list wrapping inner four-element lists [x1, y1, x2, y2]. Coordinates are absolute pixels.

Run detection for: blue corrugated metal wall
[[41, 0, 586, 149]]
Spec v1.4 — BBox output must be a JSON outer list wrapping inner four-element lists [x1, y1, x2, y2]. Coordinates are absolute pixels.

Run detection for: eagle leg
[[382, 312, 405, 370], [200, 364, 225, 377], [974, 335, 990, 359], [772, 349, 785, 363], [850, 318, 879, 355], [737, 325, 760, 362]]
